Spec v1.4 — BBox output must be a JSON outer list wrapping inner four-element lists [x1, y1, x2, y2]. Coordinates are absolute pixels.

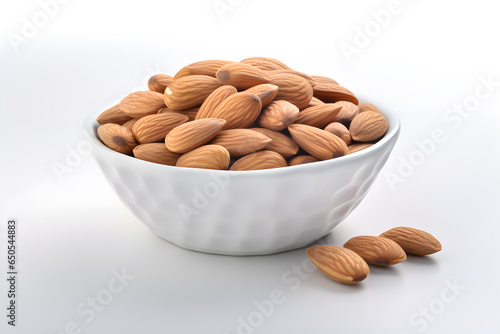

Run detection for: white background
[[1, 0, 500, 333]]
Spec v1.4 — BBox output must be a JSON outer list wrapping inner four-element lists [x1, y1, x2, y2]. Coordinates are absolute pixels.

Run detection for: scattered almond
[[358, 102, 380, 113], [343, 236, 407, 266], [209, 92, 262, 129], [251, 128, 299, 158], [196, 85, 238, 120], [380, 227, 442, 256], [306, 245, 369, 285], [294, 103, 343, 128], [240, 56, 290, 71], [165, 75, 222, 110], [244, 84, 279, 107], [174, 60, 234, 79], [313, 82, 358, 105], [332, 101, 359, 127], [269, 73, 313, 110]]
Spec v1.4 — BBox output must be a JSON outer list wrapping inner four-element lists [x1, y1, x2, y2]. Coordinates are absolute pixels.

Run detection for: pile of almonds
[[96, 57, 389, 171], [307, 227, 442, 285]]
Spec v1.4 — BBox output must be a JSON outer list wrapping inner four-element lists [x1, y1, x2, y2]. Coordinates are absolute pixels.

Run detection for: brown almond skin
[[165, 118, 226, 153], [176, 145, 230, 170], [210, 129, 271, 157], [343, 236, 407, 266], [380, 227, 442, 256], [288, 155, 320, 166], [97, 123, 137, 155], [311, 75, 339, 86], [148, 74, 174, 93], [196, 85, 238, 120], [358, 103, 380, 113], [173, 60, 235, 79], [294, 104, 343, 129], [348, 143, 374, 154], [158, 107, 199, 121], [266, 69, 316, 88], [120, 91, 166, 118], [165, 75, 222, 110], [313, 82, 358, 105], [230, 150, 287, 171], [132, 113, 189, 144], [239, 57, 290, 71], [306, 97, 326, 108], [250, 128, 299, 158], [307, 245, 369, 285], [350, 111, 388, 142], [210, 92, 262, 129], [216, 63, 271, 90], [133, 143, 180, 166], [324, 122, 352, 146], [288, 124, 348, 160], [258, 100, 299, 131], [122, 118, 140, 131], [244, 84, 279, 107], [96, 104, 133, 125], [332, 101, 359, 128], [269, 73, 313, 110]]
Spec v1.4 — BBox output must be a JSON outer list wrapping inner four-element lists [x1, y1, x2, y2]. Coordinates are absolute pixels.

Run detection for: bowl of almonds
[[83, 57, 400, 255]]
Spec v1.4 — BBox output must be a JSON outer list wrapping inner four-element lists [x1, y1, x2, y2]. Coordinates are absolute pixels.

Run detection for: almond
[[258, 100, 299, 131], [288, 124, 348, 160], [196, 85, 238, 120], [380, 227, 442, 256], [230, 150, 287, 171], [209, 92, 262, 129], [311, 75, 338, 86], [348, 143, 373, 154], [244, 84, 279, 107], [176, 145, 230, 170], [269, 73, 313, 110], [288, 155, 320, 166], [133, 143, 180, 165], [216, 63, 271, 90], [358, 102, 380, 113], [120, 91, 166, 118], [332, 101, 359, 127], [294, 103, 343, 128], [343, 236, 407, 266], [324, 122, 352, 145], [148, 74, 174, 93], [307, 97, 325, 108], [210, 129, 271, 157], [313, 82, 358, 105], [122, 118, 140, 131], [97, 123, 137, 155], [306, 245, 369, 285], [239, 57, 290, 71], [165, 118, 226, 153], [165, 75, 222, 110], [158, 107, 199, 121], [173, 60, 234, 79], [251, 128, 299, 158], [96, 104, 133, 125], [266, 69, 316, 88], [132, 113, 189, 144], [350, 111, 388, 142]]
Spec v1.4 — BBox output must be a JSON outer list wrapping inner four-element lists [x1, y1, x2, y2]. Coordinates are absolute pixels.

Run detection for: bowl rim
[[83, 99, 400, 177]]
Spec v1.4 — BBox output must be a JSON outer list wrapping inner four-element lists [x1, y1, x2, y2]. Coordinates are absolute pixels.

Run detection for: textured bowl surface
[[83, 102, 400, 255]]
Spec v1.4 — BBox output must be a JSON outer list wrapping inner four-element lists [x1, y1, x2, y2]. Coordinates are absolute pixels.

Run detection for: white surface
[[1, 0, 500, 333]]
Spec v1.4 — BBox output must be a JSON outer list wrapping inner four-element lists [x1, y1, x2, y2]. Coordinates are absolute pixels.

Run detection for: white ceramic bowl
[[83, 103, 400, 255]]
